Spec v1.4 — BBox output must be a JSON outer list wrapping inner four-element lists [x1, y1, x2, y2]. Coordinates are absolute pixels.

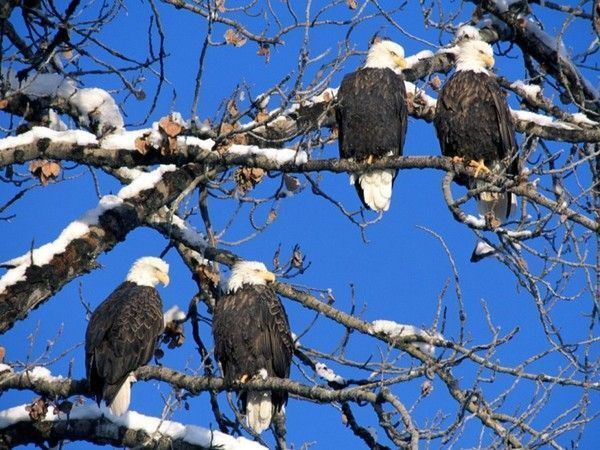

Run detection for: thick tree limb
[[0, 135, 598, 234], [0, 416, 209, 450], [0, 366, 394, 406], [0, 364, 544, 448], [474, 0, 600, 113], [0, 163, 205, 333]]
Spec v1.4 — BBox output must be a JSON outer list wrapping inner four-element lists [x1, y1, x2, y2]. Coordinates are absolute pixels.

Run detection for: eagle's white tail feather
[[108, 373, 136, 416], [476, 181, 516, 220], [246, 391, 273, 434], [358, 169, 395, 212]]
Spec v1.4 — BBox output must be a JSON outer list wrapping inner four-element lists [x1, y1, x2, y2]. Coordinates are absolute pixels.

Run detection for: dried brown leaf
[[158, 116, 183, 138], [26, 398, 48, 422], [161, 136, 178, 156], [292, 247, 303, 268], [0, 346, 5, 363], [224, 29, 247, 47], [329, 127, 339, 142], [134, 132, 152, 155], [220, 122, 234, 135], [227, 99, 239, 117], [29, 160, 60, 185], [29, 160, 44, 172], [257, 44, 271, 62], [231, 133, 248, 145], [346, 0, 357, 9], [273, 245, 281, 269], [429, 75, 442, 90], [0, 99, 8, 109], [197, 264, 220, 288], [284, 174, 300, 192], [41, 162, 60, 178], [267, 209, 277, 223], [134, 137, 147, 154], [216, 0, 225, 12], [256, 111, 269, 122], [234, 167, 265, 193], [163, 321, 185, 349]]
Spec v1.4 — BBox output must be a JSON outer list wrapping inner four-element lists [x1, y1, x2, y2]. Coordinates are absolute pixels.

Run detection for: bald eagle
[[213, 261, 293, 434], [336, 39, 408, 212], [85, 257, 169, 416], [434, 39, 519, 220]]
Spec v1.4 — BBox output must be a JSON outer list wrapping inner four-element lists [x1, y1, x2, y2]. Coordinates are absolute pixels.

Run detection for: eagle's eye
[[478, 50, 484, 54]]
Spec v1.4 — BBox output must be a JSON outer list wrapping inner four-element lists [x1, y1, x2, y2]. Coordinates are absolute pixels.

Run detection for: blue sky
[[1, 0, 598, 448]]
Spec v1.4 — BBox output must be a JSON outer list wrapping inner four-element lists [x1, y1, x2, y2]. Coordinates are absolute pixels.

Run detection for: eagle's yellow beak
[[395, 56, 407, 69], [260, 270, 276, 283], [156, 270, 170, 287], [483, 54, 495, 69]]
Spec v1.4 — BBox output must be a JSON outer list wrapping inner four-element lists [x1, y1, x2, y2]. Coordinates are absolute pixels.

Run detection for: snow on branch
[[370, 320, 444, 356], [0, 403, 265, 450], [226, 144, 308, 166], [405, 50, 435, 69], [0, 195, 123, 292], [147, 208, 208, 256], [315, 362, 346, 385], [510, 80, 542, 103], [477, 0, 600, 112], [0, 165, 176, 294], [5, 71, 124, 135], [163, 304, 187, 327], [249, 81, 600, 143], [0, 127, 97, 151], [0, 164, 200, 333]]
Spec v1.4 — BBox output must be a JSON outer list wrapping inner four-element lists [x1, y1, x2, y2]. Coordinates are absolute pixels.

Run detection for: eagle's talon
[[468, 159, 491, 177], [367, 154, 374, 165], [240, 374, 249, 384]]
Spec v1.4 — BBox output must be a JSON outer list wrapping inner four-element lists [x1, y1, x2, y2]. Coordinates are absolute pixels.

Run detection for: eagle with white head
[[85, 257, 169, 416], [212, 260, 293, 434], [434, 39, 519, 221], [336, 39, 408, 212]]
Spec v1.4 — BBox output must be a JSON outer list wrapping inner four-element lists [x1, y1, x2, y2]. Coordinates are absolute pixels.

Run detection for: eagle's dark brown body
[[213, 284, 293, 413], [336, 67, 407, 209], [85, 281, 163, 408], [434, 70, 519, 218]]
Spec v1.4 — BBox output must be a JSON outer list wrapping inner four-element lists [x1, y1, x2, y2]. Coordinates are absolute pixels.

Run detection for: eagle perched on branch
[[213, 261, 293, 434], [434, 39, 519, 221], [85, 257, 169, 416], [336, 39, 408, 212]]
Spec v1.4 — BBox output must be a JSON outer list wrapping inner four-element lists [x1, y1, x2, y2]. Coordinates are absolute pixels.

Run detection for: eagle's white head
[[364, 40, 406, 73], [126, 257, 170, 288], [454, 40, 495, 74], [227, 261, 276, 293]]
